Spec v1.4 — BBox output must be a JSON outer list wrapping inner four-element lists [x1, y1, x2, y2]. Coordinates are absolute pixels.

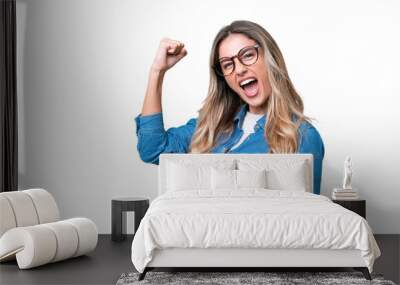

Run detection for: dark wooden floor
[[0, 234, 398, 285], [0, 235, 134, 285]]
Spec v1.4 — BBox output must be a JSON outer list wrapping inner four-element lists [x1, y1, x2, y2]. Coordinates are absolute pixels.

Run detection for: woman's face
[[218, 33, 272, 114]]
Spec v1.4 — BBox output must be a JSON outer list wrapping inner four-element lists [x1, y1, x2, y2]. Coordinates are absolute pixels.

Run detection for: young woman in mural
[[135, 20, 325, 194]]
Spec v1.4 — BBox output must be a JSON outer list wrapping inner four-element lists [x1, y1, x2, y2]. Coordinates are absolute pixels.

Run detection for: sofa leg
[[354, 267, 371, 280], [138, 268, 148, 281]]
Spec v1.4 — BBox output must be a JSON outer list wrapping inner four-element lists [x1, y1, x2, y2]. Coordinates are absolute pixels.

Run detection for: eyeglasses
[[213, 44, 260, 77]]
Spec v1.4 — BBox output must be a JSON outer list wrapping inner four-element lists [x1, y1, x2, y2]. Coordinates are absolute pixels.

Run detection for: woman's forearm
[[141, 68, 166, 116]]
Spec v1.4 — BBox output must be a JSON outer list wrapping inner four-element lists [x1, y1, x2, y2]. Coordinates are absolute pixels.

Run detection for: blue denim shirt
[[134, 104, 325, 194]]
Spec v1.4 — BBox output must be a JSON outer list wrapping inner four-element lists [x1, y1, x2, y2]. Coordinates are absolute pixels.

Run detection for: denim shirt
[[134, 104, 325, 194]]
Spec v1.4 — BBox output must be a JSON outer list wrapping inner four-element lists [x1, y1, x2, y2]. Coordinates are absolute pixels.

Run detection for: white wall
[[16, 0, 400, 234]]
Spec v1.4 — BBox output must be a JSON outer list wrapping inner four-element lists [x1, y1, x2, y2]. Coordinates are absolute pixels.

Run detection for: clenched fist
[[151, 38, 187, 73]]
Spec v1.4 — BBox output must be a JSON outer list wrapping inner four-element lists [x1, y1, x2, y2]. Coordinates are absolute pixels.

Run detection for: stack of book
[[332, 188, 359, 200]]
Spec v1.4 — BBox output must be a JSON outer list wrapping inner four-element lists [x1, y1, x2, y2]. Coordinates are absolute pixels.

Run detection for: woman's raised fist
[[151, 38, 188, 73]]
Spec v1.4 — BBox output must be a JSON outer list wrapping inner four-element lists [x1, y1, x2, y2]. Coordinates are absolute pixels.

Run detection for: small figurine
[[342, 156, 353, 190]]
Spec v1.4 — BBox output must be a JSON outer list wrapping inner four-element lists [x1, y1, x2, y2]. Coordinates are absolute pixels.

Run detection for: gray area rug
[[116, 271, 397, 285]]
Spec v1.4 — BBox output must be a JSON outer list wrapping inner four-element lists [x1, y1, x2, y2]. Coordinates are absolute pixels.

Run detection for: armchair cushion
[[0, 218, 97, 269], [0, 189, 98, 269]]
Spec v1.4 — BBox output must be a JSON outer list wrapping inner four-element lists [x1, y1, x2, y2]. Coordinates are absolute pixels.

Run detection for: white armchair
[[0, 188, 98, 269]]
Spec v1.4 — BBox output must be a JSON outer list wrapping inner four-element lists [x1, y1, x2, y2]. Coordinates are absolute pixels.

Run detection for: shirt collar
[[234, 104, 266, 130]]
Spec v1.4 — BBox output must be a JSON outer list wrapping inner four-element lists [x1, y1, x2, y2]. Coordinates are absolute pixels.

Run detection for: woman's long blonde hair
[[189, 20, 309, 153]]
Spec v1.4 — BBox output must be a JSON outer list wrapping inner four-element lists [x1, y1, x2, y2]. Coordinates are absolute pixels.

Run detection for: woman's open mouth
[[240, 78, 259, 97]]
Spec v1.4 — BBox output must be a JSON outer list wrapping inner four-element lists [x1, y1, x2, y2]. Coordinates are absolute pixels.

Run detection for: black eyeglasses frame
[[213, 44, 260, 77]]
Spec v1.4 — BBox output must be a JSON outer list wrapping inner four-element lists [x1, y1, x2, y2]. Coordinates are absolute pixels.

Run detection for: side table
[[111, 197, 149, 242], [332, 199, 366, 219]]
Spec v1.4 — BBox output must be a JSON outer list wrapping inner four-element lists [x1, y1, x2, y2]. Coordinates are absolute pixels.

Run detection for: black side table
[[332, 199, 366, 219], [111, 197, 150, 242]]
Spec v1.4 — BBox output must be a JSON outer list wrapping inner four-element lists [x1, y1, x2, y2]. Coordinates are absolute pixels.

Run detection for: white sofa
[[0, 188, 98, 269]]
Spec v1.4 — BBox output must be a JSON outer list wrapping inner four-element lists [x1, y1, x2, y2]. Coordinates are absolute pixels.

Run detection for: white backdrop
[[16, 0, 400, 233]]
